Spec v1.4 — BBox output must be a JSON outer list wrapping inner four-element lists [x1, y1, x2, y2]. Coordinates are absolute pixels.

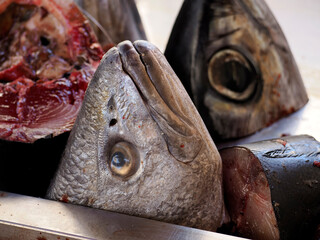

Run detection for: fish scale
[[47, 40, 225, 231]]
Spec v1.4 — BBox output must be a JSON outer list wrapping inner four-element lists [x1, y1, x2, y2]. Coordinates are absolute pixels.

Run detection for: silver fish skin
[[46, 40, 225, 231]]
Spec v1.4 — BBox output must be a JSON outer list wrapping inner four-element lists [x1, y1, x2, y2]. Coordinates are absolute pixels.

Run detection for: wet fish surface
[[47, 40, 225, 231], [0, 0, 148, 199], [0, 0, 103, 197], [165, 0, 308, 140], [220, 135, 320, 240], [74, 0, 147, 49], [0, 0, 103, 143]]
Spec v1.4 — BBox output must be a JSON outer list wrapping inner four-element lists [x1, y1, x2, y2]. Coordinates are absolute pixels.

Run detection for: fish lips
[[114, 40, 203, 163]]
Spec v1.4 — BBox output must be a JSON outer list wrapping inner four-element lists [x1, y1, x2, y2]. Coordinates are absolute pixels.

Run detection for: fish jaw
[[47, 40, 225, 231]]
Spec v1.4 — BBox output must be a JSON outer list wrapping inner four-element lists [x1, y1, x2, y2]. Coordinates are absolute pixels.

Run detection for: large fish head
[[165, 0, 308, 139], [47, 40, 224, 231], [74, 0, 147, 48]]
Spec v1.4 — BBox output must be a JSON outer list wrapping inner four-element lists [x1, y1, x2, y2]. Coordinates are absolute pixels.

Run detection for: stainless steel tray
[[0, 191, 244, 240]]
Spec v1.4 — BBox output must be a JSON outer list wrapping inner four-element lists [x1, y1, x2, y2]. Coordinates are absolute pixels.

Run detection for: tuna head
[[165, 0, 308, 139], [47, 40, 224, 231], [74, 0, 147, 48]]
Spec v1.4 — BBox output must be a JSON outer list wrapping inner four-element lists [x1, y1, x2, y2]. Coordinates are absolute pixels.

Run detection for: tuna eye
[[208, 49, 259, 101], [109, 142, 140, 178]]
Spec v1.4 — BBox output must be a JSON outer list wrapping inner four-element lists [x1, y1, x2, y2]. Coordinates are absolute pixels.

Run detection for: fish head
[[74, 0, 147, 48], [165, 0, 308, 139], [47, 40, 224, 231]]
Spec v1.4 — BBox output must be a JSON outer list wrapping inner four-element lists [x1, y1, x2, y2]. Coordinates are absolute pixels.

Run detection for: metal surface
[[0, 191, 245, 240]]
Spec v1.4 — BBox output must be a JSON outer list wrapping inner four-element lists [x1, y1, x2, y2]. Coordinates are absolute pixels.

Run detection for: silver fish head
[[165, 0, 308, 139], [47, 40, 224, 231]]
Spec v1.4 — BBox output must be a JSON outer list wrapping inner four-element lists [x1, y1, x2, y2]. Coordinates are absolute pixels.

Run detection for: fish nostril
[[109, 119, 117, 127]]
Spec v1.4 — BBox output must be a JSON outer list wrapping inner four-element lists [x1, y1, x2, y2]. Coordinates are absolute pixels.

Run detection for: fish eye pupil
[[223, 60, 253, 93], [108, 142, 140, 178], [208, 49, 259, 101], [111, 152, 128, 168]]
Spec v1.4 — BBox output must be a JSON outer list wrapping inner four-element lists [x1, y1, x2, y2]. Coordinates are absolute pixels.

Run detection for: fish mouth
[[117, 40, 202, 163]]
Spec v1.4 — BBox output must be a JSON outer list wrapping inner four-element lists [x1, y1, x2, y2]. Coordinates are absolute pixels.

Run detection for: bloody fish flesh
[[220, 135, 320, 240], [0, 0, 103, 197], [0, 0, 103, 143]]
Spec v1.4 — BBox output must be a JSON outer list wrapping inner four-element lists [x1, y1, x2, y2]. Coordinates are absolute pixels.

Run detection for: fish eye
[[208, 49, 259, 101], [108, 142, 140, 178]]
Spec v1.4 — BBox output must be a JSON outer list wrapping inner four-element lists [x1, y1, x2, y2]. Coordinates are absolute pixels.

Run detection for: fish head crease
[[47, 40, 224, 231], [165, 0, 308, 139]]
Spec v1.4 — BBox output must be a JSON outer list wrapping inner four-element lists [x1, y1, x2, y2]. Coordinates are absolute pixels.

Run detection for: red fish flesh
[[0, 0, 103, 143], [220, 135, 320, 240]]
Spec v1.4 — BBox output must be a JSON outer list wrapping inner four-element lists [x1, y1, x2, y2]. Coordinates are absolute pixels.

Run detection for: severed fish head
[[165, 0, 308, 139], [47, 40, 225, 231], [74, 0, 147, 49]]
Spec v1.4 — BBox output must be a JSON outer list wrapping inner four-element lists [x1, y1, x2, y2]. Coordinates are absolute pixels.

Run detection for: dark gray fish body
[[220, 135, 320, 240], [75, 0, 147, 47], [47, 40, 225, 231], [165, 0, 308, 140]]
